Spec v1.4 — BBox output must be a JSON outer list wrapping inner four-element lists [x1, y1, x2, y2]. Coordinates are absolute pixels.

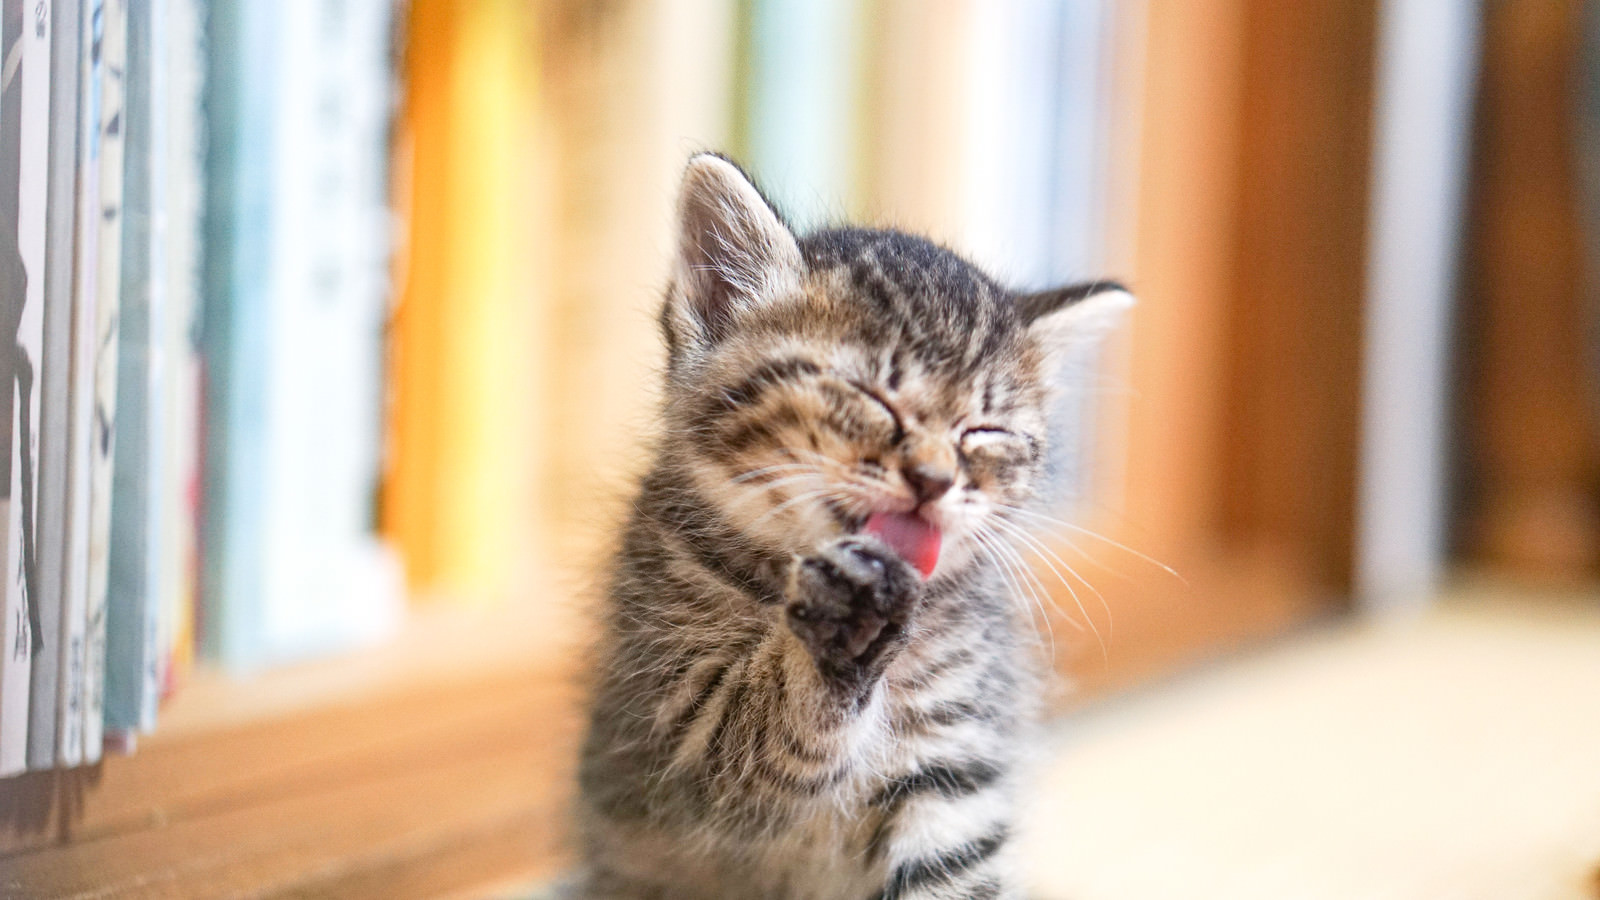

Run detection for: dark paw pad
[[786, 537, 922, 687]]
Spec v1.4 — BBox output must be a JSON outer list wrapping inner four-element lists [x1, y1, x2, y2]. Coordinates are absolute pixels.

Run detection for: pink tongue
[[864, 512, 942, 579]]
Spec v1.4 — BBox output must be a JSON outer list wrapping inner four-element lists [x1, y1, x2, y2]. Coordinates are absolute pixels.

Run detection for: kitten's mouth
[[864, 511, 941, 579]]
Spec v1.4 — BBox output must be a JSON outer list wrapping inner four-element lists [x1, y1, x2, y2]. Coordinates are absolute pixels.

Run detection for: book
[[856, 0, 972, 241], [104, 0, 160, 736], [202, 0, 401, 669], [530, 0, 737, 565], [157, 0, 200, 701], [861, 1, 1121, 510], [384, 0, 540, 600], [55, 0, 104, 767], [739, 0, 863, 230], [0, 0, 23, 775], [26, 0, 79, 770], [0, 0, 52, 775], [955, 0, 1063, 289], [81, 0, 127, 762]]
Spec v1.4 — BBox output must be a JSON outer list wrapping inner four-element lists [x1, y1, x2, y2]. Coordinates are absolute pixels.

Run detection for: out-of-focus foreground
[[3, 0, 1599, 898]]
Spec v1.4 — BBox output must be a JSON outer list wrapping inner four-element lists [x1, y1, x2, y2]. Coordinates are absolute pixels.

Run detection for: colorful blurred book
[[201, 0, 401, 670], [738, 0, 865, 229], [384, 0, 539, 602], [157, 0, 203, 705]]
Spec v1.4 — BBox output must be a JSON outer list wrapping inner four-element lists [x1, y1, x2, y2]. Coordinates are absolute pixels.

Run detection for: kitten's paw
[[786, 537, 922, 690]]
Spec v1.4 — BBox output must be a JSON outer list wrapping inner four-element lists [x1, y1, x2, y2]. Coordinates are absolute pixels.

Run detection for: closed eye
[[848, 381, 906, 444], [960, 426, 1031, 459], [962, 427, 1015, 439]]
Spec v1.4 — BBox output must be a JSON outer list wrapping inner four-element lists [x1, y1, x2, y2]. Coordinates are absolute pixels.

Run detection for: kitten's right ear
[[665, 154, 803, 360], [1017, 280, 1135, 360]]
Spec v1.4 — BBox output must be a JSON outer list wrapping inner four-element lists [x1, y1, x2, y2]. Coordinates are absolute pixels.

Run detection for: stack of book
[[0, 0, 404, 775]]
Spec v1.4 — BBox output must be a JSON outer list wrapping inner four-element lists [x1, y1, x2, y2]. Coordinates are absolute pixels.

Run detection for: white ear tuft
[[1018, 282, 1135, 357], [666, 154, 802, 359]]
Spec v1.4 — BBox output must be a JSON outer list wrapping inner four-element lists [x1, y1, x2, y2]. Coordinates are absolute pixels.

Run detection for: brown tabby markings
[[575, 154, 1131, 900]]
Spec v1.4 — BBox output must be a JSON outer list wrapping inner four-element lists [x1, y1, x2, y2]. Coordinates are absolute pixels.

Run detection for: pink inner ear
[[865, 512, 942, 578]]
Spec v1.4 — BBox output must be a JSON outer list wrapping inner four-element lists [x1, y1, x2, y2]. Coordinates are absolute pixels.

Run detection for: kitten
[[575, 154, 1131, 900]]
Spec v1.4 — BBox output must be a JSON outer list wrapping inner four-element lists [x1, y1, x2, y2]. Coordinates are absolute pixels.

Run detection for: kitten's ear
[[665, 154, 803, 359], [1017, 280, 1135, 358]]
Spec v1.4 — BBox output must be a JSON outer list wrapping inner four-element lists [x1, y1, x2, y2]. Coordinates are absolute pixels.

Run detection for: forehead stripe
[[713, 357, 821, 413]]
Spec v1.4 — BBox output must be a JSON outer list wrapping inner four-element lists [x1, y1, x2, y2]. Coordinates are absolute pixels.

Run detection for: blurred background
[[5, 0, 1600, 897]]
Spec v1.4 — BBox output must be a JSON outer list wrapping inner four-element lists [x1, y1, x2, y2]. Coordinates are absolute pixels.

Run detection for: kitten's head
[[660, 153, 1131, 580]]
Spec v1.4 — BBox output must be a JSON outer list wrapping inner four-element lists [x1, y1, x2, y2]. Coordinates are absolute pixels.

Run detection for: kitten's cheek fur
[[784, 536, 923, 694]]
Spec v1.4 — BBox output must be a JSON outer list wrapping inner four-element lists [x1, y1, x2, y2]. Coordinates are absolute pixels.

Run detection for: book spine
[[0, 0, 24, 775], [742, 0, 863, 230], [26, 0, 78, 770], [104, 0, 159, 736], [955, 0, 1060, 289], [158, 0, 199, 698], [55, 0, 102, 767], [205, 0, 400, 669], [0, 0, 53, 776], [80, 0, 125, 762]]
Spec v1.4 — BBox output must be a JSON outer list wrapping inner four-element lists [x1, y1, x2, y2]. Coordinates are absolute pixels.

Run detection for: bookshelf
[[0, 1, 1388, 892]]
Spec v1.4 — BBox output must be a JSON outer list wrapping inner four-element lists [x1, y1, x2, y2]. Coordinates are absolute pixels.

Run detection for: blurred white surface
[[1024, 585, 1600, 899]]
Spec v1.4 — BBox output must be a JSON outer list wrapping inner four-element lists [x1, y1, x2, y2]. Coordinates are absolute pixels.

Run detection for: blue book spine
[[104, 0, 161, 735], [199, 0, 274, 667], [743, 0, 863, 230]]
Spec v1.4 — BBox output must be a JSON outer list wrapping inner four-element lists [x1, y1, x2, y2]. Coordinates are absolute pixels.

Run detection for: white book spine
[[56, 0, 102, 767], [81, 0, 125, 762], [157, 0, 200, 694], [249, 0, 398, 667], [0, 0, 53, 775], [27, 0, 78, 770], [0, 0, 17, 777]]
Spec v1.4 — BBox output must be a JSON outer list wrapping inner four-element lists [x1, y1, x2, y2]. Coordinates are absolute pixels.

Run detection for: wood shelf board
[[1, 606, 585, 850], [1, 668, 581, 898], [4, 743, 572, 899]]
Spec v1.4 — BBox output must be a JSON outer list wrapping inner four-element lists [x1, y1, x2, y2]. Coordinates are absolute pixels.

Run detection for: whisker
[[969, 527, 1063, 661], [1000, 505, 1186, 585], [984, 523, 1103, 661], [990, 515, 1115, 644], [976, 521, 1073, 640], [747, 485, 857, 531], [730, 463, 822, 485]]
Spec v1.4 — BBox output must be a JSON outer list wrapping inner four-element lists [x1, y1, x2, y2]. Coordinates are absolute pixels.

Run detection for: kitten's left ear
[[1016, 280, 1135, 357]]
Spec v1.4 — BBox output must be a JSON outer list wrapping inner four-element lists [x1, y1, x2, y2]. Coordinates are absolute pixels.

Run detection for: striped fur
[[574, 155, 1130, 900]]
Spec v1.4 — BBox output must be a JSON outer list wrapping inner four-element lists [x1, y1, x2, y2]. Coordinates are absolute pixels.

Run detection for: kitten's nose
[[904, 464, 955, 504]]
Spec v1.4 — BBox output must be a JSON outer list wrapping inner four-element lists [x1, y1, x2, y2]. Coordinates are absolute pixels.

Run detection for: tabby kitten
[[576, 154, 1131, 900]]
